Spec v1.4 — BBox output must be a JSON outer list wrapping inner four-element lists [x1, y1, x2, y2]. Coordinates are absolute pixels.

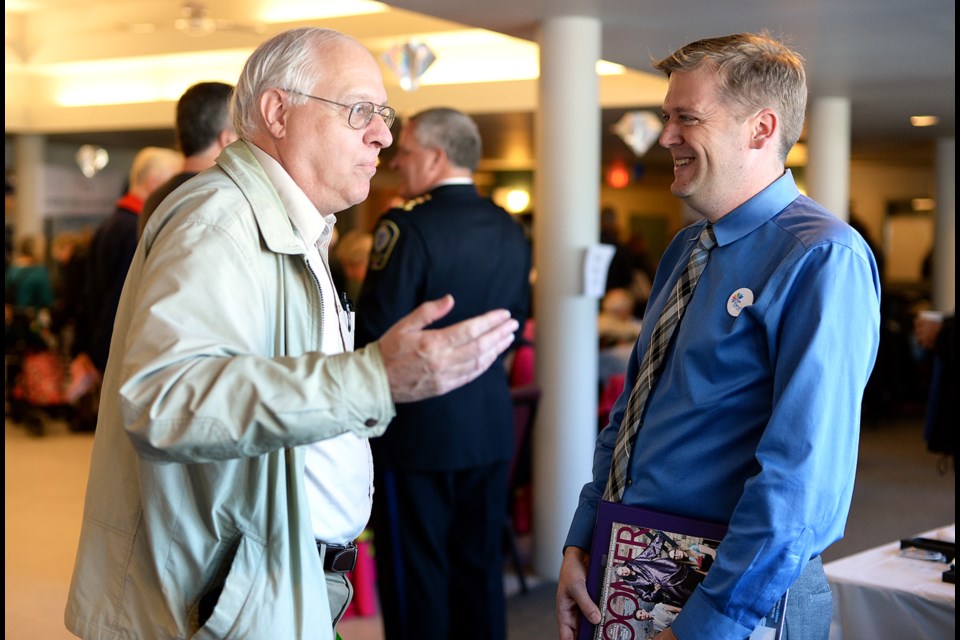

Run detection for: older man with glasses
[[64, 27, 518, 640]]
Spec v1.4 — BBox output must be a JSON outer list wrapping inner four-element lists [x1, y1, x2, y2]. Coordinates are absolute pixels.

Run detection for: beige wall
[[850, 161, 937, 284]]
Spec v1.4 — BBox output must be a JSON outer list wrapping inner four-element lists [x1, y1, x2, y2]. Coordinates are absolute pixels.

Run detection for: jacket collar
[[216, 140, 303, 255]]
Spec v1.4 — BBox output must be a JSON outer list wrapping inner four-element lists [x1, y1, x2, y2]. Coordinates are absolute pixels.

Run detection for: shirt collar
[[713, 169, 800, 247], [115, 193, 144, 215], [247, 143, 336, 250], [431, 177, 473, 188]]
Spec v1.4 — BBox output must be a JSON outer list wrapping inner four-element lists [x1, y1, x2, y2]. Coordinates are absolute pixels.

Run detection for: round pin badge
[[726, 288, 754, 317]]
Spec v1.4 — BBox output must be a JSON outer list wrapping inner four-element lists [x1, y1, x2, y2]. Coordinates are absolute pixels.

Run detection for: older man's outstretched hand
[[379, 295, 518, 403]]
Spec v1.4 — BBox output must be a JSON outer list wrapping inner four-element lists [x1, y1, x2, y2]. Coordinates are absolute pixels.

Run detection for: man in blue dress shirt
[[558, 33, 880, 640]]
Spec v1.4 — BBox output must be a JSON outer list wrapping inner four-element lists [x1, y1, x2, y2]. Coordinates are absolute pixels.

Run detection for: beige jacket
[[65, 141, 395, 639]]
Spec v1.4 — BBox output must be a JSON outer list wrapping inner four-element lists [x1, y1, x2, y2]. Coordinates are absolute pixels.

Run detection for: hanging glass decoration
[[381, 40, 436, 91], [611, 111, 663, 157], [75, 145, 109, 178]]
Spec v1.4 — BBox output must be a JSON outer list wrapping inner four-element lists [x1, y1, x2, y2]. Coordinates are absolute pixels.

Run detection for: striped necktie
[[603, 223, 717, 502]]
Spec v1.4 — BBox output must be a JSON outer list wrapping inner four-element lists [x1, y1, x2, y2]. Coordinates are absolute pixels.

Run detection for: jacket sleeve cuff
[[340, 342, 395, 436]]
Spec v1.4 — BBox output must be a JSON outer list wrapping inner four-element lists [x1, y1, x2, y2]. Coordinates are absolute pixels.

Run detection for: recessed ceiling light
[[910, 115, 939, 127]]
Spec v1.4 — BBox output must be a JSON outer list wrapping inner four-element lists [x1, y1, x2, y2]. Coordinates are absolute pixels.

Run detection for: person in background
[[49, 230, 100, 427], [64, 27, 518, 640], [557, 32, 880, 640], [5, 234, 55, 314], [333, 228, 373, 303], [4, 180, 15, 269], [600, 205, 635, 293], [355, 107, 531, 640], [83, 145, 181, 375], [626, 230, 655, 316], [914, 310, 956, 469], [49, 231, 89, 353], [597, 287, 642, 390], [138, 81, 237, 239], [598, 287, 643, 350], [5, 233, 55, 352]]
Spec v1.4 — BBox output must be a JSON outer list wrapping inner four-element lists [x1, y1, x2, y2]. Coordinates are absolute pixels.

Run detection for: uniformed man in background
[[356, 107, 532, 640]]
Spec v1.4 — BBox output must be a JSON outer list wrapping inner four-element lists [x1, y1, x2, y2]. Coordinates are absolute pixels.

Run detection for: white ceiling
[[5, 0, 955, 168], [389, 0, 956, 148]]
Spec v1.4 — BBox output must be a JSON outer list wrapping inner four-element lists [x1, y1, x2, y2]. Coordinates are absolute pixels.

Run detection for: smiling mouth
[[674, 158, 693, 167]]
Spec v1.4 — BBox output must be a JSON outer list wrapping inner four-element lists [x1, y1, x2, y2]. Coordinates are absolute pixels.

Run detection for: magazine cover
[[578, 501, 787, 640]]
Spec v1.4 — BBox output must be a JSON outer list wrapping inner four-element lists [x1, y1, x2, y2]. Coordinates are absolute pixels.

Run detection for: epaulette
[[399, 193, 432, 211]]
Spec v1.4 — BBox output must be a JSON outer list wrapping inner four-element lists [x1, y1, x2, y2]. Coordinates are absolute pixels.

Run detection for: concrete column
[[532, 16, 601, 580], [806, 97, 851, 220], [932, 137, 955, 312], [13, 134, 45, 246]]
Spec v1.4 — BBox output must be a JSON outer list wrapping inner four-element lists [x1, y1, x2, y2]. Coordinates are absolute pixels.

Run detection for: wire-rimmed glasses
[[285, 90, 396, 130]]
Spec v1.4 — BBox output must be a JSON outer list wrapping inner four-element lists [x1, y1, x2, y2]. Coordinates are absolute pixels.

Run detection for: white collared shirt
[[249, 143, 372, 544], [431, 177, 473, 188]]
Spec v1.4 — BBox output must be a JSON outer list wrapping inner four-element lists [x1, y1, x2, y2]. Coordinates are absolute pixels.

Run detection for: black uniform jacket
[[356, 183, 532, 471]]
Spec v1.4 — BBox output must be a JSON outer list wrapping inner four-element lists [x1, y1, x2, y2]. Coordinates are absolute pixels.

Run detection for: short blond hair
[[129, 146, 182, 192], [654, 32, 807, 162]]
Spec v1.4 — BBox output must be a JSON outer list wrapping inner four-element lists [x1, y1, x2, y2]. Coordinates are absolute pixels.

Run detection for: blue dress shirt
[[566, 171, 881, 639]]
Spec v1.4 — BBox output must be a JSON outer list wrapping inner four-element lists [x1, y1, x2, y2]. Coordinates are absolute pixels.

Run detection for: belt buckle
[[326, 543, 358, 574]]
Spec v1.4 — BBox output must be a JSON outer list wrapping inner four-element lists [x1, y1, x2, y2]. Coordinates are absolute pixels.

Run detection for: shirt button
[[364, 418, 378, 427], [626, 479, 633, 487]]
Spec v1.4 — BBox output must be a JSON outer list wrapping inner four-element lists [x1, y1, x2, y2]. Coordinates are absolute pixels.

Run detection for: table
[[824, 524, 955, 640]]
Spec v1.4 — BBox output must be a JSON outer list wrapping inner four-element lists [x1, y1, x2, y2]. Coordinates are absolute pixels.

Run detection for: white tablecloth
[[824, 524, 955, 640]]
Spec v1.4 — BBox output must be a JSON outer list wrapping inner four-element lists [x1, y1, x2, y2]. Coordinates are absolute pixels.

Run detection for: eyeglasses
[[285, 90, 396, 130]]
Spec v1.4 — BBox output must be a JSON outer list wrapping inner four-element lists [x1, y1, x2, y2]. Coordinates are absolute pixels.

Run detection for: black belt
[[316, 541, 358, 574]]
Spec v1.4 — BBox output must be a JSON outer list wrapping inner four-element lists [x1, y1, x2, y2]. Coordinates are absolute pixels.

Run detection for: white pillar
[[532, 16, 601, 580], [806, 97, 851, 220], [13, 134, 45, 246], [932, 137, 955, 312]]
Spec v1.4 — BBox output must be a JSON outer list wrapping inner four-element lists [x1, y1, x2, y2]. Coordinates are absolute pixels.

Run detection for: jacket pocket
[[191, 532, 266, 639]]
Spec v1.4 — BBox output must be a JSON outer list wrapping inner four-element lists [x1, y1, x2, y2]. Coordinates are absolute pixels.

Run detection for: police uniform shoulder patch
[[369, 219, 401, 271]]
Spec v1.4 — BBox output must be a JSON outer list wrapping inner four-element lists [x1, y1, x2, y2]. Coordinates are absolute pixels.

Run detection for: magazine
[[578, 501, 787, 640]]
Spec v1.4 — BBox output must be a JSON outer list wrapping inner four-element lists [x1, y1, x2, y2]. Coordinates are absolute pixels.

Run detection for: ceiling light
[[493, 187, 531, 214], [910, 115, 939, 127], [596, 61, 626, 75], [174, 2, 217, 37], [52, 50, 251, 106], [260, 0, 387, 23], [606, 161, 631, 189]]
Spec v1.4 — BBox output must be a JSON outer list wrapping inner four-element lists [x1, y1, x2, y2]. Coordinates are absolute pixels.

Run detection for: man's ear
[[260, 88, 288, 139], [427, 146, 446, 170], [418, 146, 447, 183], [749, 109, 778, 150]]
